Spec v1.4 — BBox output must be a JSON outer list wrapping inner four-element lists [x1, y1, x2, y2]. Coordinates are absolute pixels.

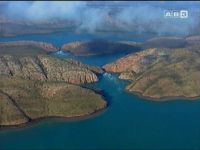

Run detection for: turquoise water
[[0, 31, 148, 47], [1, 33, 200, 149], [51, 51, 127, 67]]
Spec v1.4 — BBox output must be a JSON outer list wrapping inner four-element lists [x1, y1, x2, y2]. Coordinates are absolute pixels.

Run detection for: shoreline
[[0, 105, 107, 132], [0, 81, 109, 131], [106, 72, 200, 102], [125, 89, 200, 102]]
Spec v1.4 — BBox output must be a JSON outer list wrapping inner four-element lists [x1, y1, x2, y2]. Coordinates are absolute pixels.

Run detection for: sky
[[0, 1, 200, 36]]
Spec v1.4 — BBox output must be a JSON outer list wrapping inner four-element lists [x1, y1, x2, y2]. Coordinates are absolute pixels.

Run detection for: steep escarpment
[[0, 55, 100, 84], [104, 45, 200, 100], [103, 48, 157, 73], [61, 40, 140, 56], [64, 58, 104, 74], [0, 76, 107, 126]]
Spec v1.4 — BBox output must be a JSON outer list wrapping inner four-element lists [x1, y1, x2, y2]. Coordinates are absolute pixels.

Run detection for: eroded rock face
[[62, 41, 82, 50], [119, 71, 137, 81], [0, 76, 107, 126], [0, 55, 100, 84], [61, 58, 104, 74], [38, 55, 99, 84], [103, 48, 157, 73]]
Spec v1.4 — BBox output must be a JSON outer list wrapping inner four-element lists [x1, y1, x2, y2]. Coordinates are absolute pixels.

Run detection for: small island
[[61, 40, 141, 56]]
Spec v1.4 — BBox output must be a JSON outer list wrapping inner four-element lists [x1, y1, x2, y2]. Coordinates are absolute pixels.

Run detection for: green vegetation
[[0, 75, 107, 126]]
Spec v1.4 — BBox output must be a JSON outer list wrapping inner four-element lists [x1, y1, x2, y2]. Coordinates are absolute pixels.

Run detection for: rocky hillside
[[0, 55, 102, 84], [103, 45, 200, 100], [0, 42, 107, 126], [61, 40, 141, 56], [0, 75, 107, 126], [103, 48, 156, 73]]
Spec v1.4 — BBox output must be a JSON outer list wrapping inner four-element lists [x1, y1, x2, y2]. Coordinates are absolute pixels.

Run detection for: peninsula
[[0, 43, 107, 126], [103, 36, 200, 100]]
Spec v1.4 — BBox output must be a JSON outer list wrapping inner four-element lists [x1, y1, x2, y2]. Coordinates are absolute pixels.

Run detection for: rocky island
[[0, 44, 107, 126], [61, 40, 140, 56], [104, 36, 200, 100]]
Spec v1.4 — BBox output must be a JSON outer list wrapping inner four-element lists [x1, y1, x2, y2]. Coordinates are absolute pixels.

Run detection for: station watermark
[[164, 10, 188, 19]]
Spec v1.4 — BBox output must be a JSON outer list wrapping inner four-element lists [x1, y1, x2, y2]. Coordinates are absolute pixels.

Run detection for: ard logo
[[164, 10, 188, 19], [180, 10, 188, 18]]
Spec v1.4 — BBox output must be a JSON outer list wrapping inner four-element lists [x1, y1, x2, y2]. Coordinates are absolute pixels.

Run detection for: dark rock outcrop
[[61, 40, 140, 56]]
